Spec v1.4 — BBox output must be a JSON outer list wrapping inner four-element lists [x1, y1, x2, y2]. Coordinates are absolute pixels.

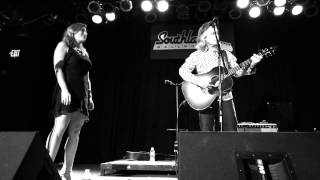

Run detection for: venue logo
[[153, 30, 197, 50]]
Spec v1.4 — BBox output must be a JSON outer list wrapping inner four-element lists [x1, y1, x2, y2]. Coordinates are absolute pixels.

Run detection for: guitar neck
[[225, 58, 252, 77]]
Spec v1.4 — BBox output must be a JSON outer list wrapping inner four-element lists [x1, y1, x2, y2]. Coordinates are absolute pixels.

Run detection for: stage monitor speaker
[[0, 131, 61, 180], [178, 132, 320, 180]]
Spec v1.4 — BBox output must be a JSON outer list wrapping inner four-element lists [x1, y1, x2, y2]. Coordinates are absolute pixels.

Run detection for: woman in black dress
[[46, 22, 94, 180]]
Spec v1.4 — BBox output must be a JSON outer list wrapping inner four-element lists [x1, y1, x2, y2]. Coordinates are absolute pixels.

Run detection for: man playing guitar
[[179, 20, 263, 131]]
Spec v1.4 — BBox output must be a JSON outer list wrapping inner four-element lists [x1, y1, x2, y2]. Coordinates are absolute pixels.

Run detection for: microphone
[[164, 80, 182, 86], [210, 16, 219, 27], [164, 80, 171, 84]]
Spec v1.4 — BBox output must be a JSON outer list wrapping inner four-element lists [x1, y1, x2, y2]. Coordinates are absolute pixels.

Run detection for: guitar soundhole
[[207, 87, 214, 94], [210, 76, 219, 86]]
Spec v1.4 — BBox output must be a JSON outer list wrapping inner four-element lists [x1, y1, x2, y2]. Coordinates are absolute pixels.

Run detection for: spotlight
[[273, 6, 285, 16], [102, 3, 118, 21], [141, 0, 153, 12], [291, 4, 303, 15], [92, 14, 103, 24], [105, 12, 116, 21], [237, 0, 250, 9], [156, 0, 169, 12], [249, 6, 261, 18], [88, 1, 102, 14], [274, 0, 287, 7], [119, 0, 133, 12]]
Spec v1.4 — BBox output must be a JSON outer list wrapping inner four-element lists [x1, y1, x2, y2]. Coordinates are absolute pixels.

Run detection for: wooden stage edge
[[58, 164, 178, 180], [100, 160, 177, 176]]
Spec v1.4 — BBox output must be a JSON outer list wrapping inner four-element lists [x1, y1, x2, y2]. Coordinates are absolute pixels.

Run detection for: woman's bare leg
[[60, 112, 86, 179], [46, 114, 71, 161]]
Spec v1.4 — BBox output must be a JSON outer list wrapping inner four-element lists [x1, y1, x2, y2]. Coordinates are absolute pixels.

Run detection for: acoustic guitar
[[181, 46, 277, 111]]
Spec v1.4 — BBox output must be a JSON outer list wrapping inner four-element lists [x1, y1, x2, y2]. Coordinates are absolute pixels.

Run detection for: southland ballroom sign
[[150, 24, 235, 60], [153, 29, 197, 50], [150, 25, 198, 60]]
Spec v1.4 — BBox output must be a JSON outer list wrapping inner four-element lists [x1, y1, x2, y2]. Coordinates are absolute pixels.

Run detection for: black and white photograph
[[1, 0, 319, 179]]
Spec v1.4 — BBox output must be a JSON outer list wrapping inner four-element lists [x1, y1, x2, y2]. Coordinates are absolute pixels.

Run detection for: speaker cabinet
[[178, 132, 320, 180], [0, 131, 61, 180]]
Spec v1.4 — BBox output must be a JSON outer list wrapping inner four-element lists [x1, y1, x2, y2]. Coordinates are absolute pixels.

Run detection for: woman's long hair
[[62, 22, 87, 48], [195, 21, 219, 52]]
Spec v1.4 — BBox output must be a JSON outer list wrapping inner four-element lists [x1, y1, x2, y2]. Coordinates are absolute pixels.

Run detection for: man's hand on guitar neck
[[250, 53, 263, 68]]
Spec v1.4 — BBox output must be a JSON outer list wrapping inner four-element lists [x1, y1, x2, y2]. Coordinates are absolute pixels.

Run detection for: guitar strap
[[221, 50, 231, 72], [221, 50, 233, 94]]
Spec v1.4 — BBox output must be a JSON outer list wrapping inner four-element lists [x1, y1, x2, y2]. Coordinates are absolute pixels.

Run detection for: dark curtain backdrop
[[0, 14, 319, 164]]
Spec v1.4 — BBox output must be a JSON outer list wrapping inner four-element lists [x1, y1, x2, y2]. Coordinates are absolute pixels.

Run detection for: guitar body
[[181, 46, 277, 111], [181, 66, 233, 111]]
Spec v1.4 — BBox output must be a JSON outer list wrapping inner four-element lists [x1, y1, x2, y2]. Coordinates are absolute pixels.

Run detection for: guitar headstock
[[258, 46, 278, 58]]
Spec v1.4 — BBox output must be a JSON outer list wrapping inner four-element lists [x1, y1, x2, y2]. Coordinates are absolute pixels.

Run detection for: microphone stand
[[212, 20, 224, 132], [164, 80, 181, 164]]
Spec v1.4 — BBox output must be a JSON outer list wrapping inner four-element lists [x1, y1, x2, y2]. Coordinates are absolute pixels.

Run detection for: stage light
[[273, 6, 286, 15], [234, 0, 317, 19], [88, 1, 102, 14], [274, 0, 287, 7], [156, 0, 169, 12], [102, 3, 114, 13], [144, 12, 157, 23], [229, 8, 242, 19], [100, 3, 118, 22], [105, 12, 116, 21], [267, 3, 286, 16], [176, 3, 190, 20], [141, 0, 153, 12], [237, 0, 250, 9], [197, 0, 211, 12], [194, 11, 209, 22], [92, 14, 103, 24], [256, 0, 270, 6], [291, 4, 303, 15], [304, 3, 318, 17], [119, 0, 133, 12], [249, 6, 261, 18], [213, 0, 228, 12]]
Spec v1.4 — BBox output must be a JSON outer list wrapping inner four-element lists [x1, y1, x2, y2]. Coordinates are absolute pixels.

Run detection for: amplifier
[[237, 121, 278, 132]]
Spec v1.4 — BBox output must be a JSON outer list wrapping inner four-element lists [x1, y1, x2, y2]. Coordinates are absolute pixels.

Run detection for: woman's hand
[[61, 88, 71, 105], [88, 97, 94, 111]]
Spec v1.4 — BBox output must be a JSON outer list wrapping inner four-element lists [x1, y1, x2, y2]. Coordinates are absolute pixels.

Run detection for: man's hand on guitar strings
[[196, 78, 214, 89]]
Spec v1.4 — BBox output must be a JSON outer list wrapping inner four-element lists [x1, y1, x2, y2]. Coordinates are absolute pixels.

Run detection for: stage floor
[[63, 164, 177, 180]]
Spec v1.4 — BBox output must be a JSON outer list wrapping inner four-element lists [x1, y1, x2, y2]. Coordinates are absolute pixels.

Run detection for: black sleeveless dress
[[50, 47, 92, 120]]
